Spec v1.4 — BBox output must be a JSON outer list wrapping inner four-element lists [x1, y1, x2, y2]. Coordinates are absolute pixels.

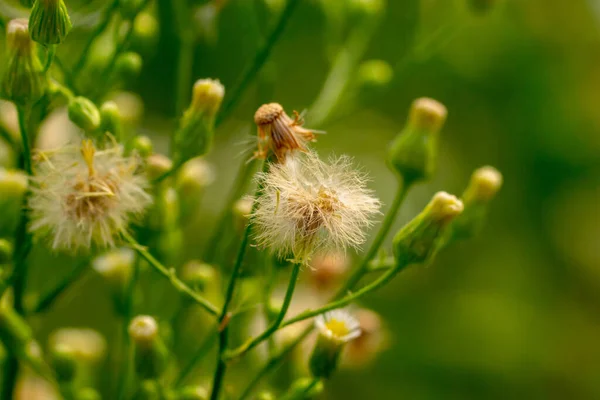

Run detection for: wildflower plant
[[0, 1, 504, 399]]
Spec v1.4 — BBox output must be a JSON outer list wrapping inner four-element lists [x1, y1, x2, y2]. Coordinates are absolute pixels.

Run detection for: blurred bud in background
[[0, 239, 13, 265], [173, 385, 209, 400], [146, 154, 173, 181], [308, 251, 349, 294], [176, 157, 215, 222], [113, 52, 144, 87], [342, 308, 389, 368], [0, 168, 28, 237], [68, 96, 101, 134], [132, 11, 160, 54], [129, 315, 168, 380], [92, 248, 135, 311]]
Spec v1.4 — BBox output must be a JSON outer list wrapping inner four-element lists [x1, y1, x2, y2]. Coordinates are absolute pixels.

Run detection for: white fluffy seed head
[[252, 152, 381, 264], [28, 138, 152, 251], [315, 309, 362, 344]]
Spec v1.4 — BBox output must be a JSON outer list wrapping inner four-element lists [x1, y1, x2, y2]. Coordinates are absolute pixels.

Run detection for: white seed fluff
[[252, 152, 381, 264], [28, 139, 152, 250]]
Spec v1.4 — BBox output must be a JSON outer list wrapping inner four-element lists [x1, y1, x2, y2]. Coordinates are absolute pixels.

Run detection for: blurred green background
[[3, 0, 600, 398]]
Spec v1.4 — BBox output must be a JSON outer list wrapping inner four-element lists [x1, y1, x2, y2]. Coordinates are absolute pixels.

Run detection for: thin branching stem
[[122, 231, 220, 316]]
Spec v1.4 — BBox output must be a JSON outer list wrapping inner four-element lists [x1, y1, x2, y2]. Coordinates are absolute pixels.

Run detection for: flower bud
[[0, 239, 13, 264], [387, 98, 447, 184], [1, 19, 46, 106], [76, 388, 101, 400], [194, 3, 219, 45], [176, 157, 215, 219], [447, 166, 503, 242], [308, 251, 349, 292], [49, 328, 107, 364], [132, 12, 159, 53], [173, 79, 224, 166], [393, 191, 463, 264], [129, 315, 168, 380], [256, 392, 275, 400], [68, 97, 101, 133], [29, 0, 72, 45], [357, 59, 393, 93], [233, 197, 253, 229], [130, 135, 153, 158], [174, 386, 209, 400], [49, 343, 77, 382], [146, 154, 173, 181], [342, 308, 387, 368], [92, 248, 135, 304], [310, 310, 361, 379], [100, 101, 124, 140], [133, 380, 160, 400], [114, 52, 143, 83], [0, 168, 28, 237], [181, 260, 216, 292]]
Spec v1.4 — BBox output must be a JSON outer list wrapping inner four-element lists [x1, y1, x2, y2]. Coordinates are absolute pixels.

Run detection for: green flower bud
[[146, 154, 173, 181], [173, 79, 224, 166], [129, 315, 168, 380], [447, 166, 503, 242], [68, 96, 101, 133], [387, 97, 447, 184], [181, 260, 216, 292], [29, 0, 72, 45], [50, 343, 77, 382], [114, 52, 143, 83], [1, 19, 46, 106], [174, 386, 209, 400], [92, 248, 134, 309], [0, 167, 28, 237], [393, 191, 463, 264], [100, 101, 124, 140], [132, 12, 159, 52], [76, 388, 102, 400], [176, 157, 215, 220], [133, 381, 160, 400], [49, 328, 107, 364], [357, 59, 393, 92], [256, 392, 276, 400], [119, 0, 145, 20], [0, 239, 13, 264], [131, 135, 153, 158]]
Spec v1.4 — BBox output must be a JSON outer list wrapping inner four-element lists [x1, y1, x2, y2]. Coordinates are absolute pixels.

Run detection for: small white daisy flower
[[314, 309, 362, 344], [252, 151, 381, 264], [28, 138, 152, 250]]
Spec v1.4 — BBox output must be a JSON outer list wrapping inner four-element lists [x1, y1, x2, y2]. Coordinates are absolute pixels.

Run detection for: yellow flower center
[[324, 318, 350, 338]]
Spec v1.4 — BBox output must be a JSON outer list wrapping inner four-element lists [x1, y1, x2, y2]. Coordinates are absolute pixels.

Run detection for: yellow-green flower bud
[[0, 167, 28, 236], [447, 166, 503, 242], [49, 328, 107, 364], [50, 343, 77, 382], [174, 386, 209, 400], [132, 12, 159, 52], [0, 239, 13, 264], [181, 260, 216, 291], [129, 315, 168, 380], [131, 135, 153, 158], [387, 97, 447, 185], [357, 59, 393, 92], [29, 0, 72, 45], [176, 157, 215, 220], [146, 154, 173, 181], [114, 52, 143, 83], [1, 19, 46, 106], [68, 96, 101, 133], [99, 101, 124, 140], [173, 79, 224, 166], [76, 388, 101, 400], [92, 248, 134, 308], [393, 191, 463, 264], [133, 380, 160, 400], [256, 392, 276, 400]]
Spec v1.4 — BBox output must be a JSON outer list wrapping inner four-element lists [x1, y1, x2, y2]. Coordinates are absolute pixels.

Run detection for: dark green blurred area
[[3, 0, 600, 398]]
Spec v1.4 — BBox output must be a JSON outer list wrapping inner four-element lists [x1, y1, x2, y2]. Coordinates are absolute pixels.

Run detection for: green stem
[[279, 377, 321, 400], [70, 0, 119, 86], [115, 256, 141, 400], [175, 329, 218, 388], [204, 158, 259, 263], [29, 259, 89, 314], [43, 45, 56, 73], [3, 105, 34, 400], [225, 263, 301, 360], [209, 160, 267, 400], [215, 0, 300, 127], [122, 231, 220, 316]]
